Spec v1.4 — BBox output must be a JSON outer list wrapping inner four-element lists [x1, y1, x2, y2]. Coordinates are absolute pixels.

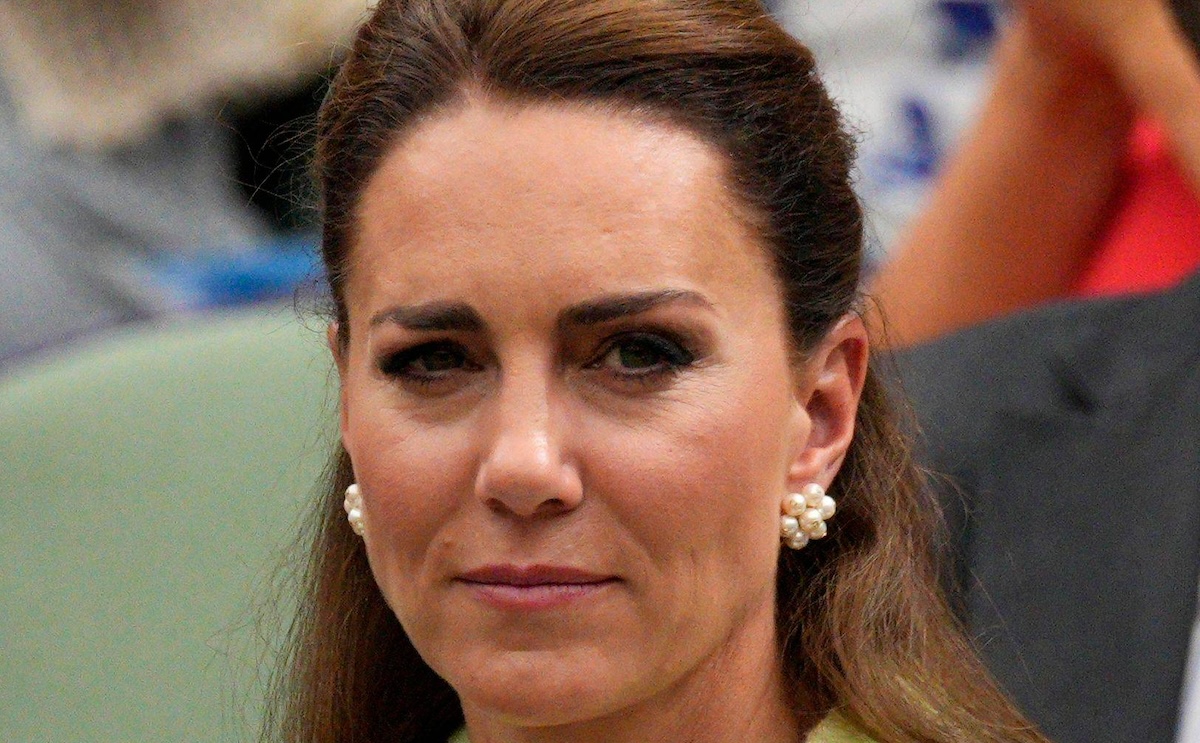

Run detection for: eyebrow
[[369, 289, 712, 333], [560, 289, 714, 327], [369, 302, 484, 331]]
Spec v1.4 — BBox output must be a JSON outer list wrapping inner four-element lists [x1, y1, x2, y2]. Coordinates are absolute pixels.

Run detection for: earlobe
[[789, 314, 869, 486]]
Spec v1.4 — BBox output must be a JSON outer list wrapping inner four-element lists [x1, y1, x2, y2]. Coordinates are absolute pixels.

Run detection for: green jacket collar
[[448, 712, 874, 742]]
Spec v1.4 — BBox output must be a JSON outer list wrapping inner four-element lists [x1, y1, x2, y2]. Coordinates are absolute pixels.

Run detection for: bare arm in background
[[1031, 0, 1200, 191], [870, 0, 1200, 347]]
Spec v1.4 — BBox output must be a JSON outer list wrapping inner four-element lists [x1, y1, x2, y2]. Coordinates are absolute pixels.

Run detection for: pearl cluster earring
[[780, 483, 836, 550], [344, 483, 366, 536]]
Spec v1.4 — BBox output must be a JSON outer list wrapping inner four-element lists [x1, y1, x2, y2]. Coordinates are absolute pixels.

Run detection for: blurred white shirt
[[773, 0, 996, 259]]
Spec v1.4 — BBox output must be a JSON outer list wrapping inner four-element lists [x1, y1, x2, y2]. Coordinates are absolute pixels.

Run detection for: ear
[[327, 323, 353, 454], [789, 314, 869, 488]]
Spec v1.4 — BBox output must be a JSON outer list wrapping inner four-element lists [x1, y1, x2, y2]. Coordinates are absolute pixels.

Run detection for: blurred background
[[0, 0, 367, 367], [1, 0, 1197, 741], [2, 0, 1198, 370], [0, 1, 365, 740]]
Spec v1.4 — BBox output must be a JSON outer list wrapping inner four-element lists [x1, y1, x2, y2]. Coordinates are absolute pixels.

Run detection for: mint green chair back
[[0, 309, 334, 742]]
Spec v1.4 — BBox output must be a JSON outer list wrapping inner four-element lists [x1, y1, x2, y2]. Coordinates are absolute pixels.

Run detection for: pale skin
[[870, 0, 1200, 346], [330, 97, 868, 743]]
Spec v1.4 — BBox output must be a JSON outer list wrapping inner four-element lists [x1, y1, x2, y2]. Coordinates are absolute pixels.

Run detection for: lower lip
[[458, 579, 617, 610]]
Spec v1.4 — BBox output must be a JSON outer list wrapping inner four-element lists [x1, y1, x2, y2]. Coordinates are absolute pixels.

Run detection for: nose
[[474, 371, 583, 518]]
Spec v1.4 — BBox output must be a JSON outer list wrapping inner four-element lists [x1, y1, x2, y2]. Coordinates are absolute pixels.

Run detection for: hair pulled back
[[265, 2, 1048, 742]]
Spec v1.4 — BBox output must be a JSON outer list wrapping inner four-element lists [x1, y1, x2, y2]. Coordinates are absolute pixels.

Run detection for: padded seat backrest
[[0, 309, 333, 742]]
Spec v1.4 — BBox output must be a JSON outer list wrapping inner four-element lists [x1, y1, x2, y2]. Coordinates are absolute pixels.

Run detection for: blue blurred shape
[[933, 1, 1000, 62], [149, 233, 322, 310], [875, 95, 941, 186]]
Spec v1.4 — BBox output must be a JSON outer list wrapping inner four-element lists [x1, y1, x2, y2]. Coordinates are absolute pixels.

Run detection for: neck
[[460, 601, 815, 743]]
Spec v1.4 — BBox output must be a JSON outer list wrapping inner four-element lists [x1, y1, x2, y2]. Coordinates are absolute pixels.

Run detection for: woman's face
[[336, 99, 864, 732]]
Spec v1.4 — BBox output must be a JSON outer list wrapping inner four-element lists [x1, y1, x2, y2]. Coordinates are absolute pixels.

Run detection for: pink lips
[[457, 565, 617, 610]]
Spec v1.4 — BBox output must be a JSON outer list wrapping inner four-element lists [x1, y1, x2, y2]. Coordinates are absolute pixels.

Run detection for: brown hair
[[264, 2, 1049, 741]]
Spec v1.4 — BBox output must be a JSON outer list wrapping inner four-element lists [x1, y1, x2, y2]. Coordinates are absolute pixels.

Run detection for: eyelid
[[376, 339, 481, 380], [587, 329, 699, 376]]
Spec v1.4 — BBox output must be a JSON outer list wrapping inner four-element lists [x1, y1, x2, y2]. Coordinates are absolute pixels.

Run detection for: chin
[[448, 647, 635, 726]]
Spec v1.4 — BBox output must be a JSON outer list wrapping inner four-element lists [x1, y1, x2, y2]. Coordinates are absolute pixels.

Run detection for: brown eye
[[379, 341, 478, 383], [592, 332, 695, 377], [414, 346, 467, 372]]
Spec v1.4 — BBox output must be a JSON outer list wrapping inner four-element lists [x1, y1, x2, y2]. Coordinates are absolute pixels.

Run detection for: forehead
[[350, 98, 779, 316]]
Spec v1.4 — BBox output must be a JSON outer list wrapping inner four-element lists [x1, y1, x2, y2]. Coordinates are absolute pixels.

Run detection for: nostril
[[483, 494, 573, 519]]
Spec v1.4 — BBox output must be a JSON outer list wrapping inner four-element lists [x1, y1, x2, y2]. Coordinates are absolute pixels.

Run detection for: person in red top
[[872, 0, 1200, 346], [1074, 116, 1200, 297]]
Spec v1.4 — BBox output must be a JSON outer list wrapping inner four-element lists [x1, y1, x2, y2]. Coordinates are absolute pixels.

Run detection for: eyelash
[[377, 330, 698, 389], [378, 341, 478, 387], [586, 331, 697, 383]]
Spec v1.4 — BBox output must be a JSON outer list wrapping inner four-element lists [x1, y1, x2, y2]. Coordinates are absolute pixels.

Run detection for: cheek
[[343, 385, 476, 597], [592, 373, 801, 583]]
